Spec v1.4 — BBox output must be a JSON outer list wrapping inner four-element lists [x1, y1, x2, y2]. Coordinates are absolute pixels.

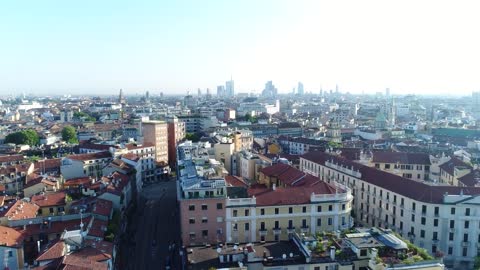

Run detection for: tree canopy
[[185, 133, 200, 142], [62, 125, 78, 144], [5, 129, 40, 146]]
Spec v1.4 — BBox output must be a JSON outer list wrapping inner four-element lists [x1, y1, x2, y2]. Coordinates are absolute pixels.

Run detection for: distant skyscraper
[[297, 82, 304, 95], [262, 81, 277, 97], [225, 78, 234, 97], [118, 89, 125, 104], [385, 88, 391, 97], [197, 88, 202, 96], [217, 85, 225, 96], [145, 90, 150, 99]]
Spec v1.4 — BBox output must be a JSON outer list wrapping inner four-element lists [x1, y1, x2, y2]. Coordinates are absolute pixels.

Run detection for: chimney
[[330, 246, 336, 260]]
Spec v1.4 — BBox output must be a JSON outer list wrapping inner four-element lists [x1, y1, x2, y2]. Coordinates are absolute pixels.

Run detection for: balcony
[[259, 229, 268, 236], [273, 227, 282, 235], [300, 226, 309, 233], [421, 212, 427, 217], [287, 227, 296, 234], [432, 239, 439, 244], [462, 241, 470, 247]]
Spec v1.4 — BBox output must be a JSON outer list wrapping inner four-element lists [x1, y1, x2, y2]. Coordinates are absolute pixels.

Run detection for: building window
[[202, 218, 208, 223], [463, 247, 468, 257], [189, 218, 195, 224], [465, 221, 470, 229], [421, 217, 426, 225], [202, 230, 208, 237], [412, 202, 416, 211], [261, 208, 265, 215], [275, 208, 279, 214], [451, 207, 455, 215], [317, 205, 322, 212], [420, 230, 425, 238], [434, 207, 439, 216], [245, 209, 249, 216], [433, 231, 438, 240], [342, 204, 345, 210], [202, 204, 208, 210], [328, 205, 333, 211], [245, 223, 250, 231], [328, 218, 333, 226], [317, 218, 322, 226], [448, 247, 453, 255], [233, 210, 238, 217], [260, 222, 265, 230], [466, 208, 471, 216], [49, 208, 54, 214], [450, 220, 455, 229], [217, 203, 223, 209], [464, 233, 469, 242], [434, 219, 438, 227], [302, 206, 307, 213], [411, 214, 415, 222], [289, 207, 293, 214], [449, 233, 454, 241]]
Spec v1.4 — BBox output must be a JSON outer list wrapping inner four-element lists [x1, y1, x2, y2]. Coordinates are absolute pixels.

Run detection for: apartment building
[[167, 116, 186, 168], [141, 120, 168, 165], [371, 151, 431, 180], [277, 136, 328, 155], [177, 141, 228, 246], [439, 157, 473, 186], [60, 152, 112, 180], [300, 151, 480, 269], [225, 163, 353, 244]]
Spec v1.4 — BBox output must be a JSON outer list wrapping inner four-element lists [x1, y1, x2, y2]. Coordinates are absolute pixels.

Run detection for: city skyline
[[1, 0, 479, 95]]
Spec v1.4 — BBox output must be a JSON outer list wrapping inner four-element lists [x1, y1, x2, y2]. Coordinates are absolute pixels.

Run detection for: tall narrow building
[[225, 78, 234, 97], [167, 116, 186, 168], [297, 82, 304, 95], [142, 121, 168, 165]]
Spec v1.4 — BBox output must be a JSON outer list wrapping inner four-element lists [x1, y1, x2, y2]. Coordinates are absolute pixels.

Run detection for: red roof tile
[[439, 156, 472, 176], [36, 239, 66, 262], [0, 200, 39, 220], [66, 152, 112, 162], [0, 225, 24, 247], [32, 191, 66, 207], [0, 154, 24, 163], [225, 175, 248, 187]]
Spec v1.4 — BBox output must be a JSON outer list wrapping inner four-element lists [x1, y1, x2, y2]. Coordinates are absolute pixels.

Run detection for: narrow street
[[121, 180, 182, 270]]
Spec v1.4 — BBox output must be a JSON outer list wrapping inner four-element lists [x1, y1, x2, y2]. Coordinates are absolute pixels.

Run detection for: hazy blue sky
[[1, 0, 479, 96]]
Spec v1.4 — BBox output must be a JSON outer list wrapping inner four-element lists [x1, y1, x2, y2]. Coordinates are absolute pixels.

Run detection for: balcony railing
[[287, 227, 296, 234], [259, 229, 268, 236], [462, 241, 470, 247], [273, 227, 282, 235]]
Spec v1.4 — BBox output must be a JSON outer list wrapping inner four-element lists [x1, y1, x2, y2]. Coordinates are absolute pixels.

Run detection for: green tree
[[5, 129, 39, 146], [62, 126, 78, 144], [185, 133, 200, 142]]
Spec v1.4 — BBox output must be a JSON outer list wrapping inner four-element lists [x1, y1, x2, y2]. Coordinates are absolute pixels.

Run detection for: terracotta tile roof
[[18, 217, 92, 237], [64, 177, 93, 187], [92, 199, 112, 218], [78, 143, 115, 151], [0, 154, 25, 163], [458, 169, 480, 187], [372, 151, 431, 165], [302, 151, 480, 204], [0, 225, 24, 247], [0, 200, 39, 220], [439, 156, 472, 176], [225, 175, 248, 187], [260, 163, 306, 186], [87, 219, 108, 238], [125, 142, 154, 150], [121, 153, 139, 162], [100, 172, 130, 196], [34, 158, 61, 172], [32, 191, 66, 207], [36, 239, 66, 262], [248, 179, 337, 206], [66, 152, 112, 162]]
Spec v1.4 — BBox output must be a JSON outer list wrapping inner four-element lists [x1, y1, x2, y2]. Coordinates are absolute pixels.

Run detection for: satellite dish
[[233, 245, 238, 250], [216, 248, 222, 253]]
